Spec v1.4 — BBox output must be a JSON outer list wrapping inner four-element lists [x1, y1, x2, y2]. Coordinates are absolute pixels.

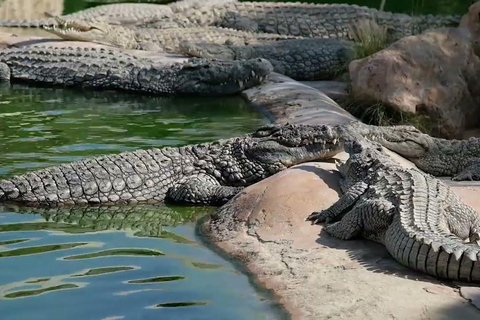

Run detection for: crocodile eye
[[253, 125, 281, 137]]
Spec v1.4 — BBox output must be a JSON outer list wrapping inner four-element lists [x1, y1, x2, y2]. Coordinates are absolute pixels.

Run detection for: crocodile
[[140, 2, 460, 41], [353, 124, 480, 181], [0, 46, 273, 96], [0, 124, 342, 207], [43, 17, 298, 53], [307, 133, 480, 282], [0, 0, 237, 27], [180, 38, 354, 80]]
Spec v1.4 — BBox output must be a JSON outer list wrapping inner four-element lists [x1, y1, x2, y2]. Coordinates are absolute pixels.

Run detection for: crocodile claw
[[306, 210, 333, 224]]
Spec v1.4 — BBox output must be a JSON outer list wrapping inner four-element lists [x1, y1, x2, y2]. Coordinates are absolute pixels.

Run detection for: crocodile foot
[[452, 163, 480, 181]]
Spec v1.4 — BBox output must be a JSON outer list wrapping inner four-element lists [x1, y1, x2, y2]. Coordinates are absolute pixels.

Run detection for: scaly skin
[[0, 0, 237, 27], [308, 135, 480, 283], [43, 17, 298, 53], [180, 38, 354, 80], [142, 2, 460, 41], [353, 123, 480, 181], [0, 124, 343, 207], [0, 46, 273, 96]]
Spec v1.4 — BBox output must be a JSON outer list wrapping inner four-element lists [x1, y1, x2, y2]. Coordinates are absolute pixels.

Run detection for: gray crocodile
[[0, 46, 273, 96], [0, 0, 237, 27], [355, 124, 480, 181], [141, 1, 460, 41], [43, 17, 298, 53], [180, 38, 354, 81], [308, 134, 480, 282], [0, 124, 342, 207]]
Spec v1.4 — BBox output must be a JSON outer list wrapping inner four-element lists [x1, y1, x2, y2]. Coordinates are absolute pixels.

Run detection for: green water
[[0, 84, 288, 320], [65, 0, 474, 16]]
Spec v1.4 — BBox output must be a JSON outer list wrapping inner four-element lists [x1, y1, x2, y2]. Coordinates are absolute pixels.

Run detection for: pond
[[0, 84, 291, 320]]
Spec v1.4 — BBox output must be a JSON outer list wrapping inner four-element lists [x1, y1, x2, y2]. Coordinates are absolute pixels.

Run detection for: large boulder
[[203, 160, 480, 320], [349, 27, 480, 138]]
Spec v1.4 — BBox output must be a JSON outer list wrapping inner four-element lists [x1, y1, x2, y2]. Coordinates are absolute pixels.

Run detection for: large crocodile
[[0, 0, 237, 27], [141, 2, 460, 41], [0, 124, 342, 207], [307, 134, 480, 282], [180, 38, 354, 80], [43, 17, 298, 53], [0, 46, 273, 96], [355, 124, 480, 181]]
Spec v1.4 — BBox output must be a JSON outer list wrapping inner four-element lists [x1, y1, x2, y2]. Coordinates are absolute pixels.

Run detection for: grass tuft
[[349, 19, 389, 60], [344, 100, 432, 134]]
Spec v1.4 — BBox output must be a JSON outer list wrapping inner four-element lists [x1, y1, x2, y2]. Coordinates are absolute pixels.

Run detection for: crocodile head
[[179, 41, 236, 60], [43, 17, 138, 49], [337, 138, 387, 187], [173, 58, 273, 96], [349, 123, 432, 159], [245, 124, 342, 170]]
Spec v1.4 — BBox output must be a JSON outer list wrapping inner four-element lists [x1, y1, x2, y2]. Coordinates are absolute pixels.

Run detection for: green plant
[[349, 19, 389, 60], [344, 100, 433, 134]]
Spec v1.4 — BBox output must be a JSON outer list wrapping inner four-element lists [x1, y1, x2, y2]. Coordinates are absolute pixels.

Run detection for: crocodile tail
[[385, 218, 480, 282], [0, 18, 56, 28]]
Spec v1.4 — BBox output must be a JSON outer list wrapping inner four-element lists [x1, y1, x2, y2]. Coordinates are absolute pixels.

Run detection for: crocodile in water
[[0, 124, 342, 207], [0, 46, 273, 96]]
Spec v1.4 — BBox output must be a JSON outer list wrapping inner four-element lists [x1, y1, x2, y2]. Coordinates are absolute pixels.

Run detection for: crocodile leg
[[452, 161, 480, 181], [323, 199, 395, 241], [166, 174, 243, 205], [307, 181, 368, 223]]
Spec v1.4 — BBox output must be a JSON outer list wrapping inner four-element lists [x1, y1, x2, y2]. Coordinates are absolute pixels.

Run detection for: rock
[[460, 286, 480, 310], [349, 27, 480, 138], [242, 73, 355, 125], [298, 80, 350, 102], [459, 1, 480, 56], [204, 161, 480, 320]]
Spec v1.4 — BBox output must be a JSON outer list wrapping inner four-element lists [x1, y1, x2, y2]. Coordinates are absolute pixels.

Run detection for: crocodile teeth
[[430, 242, 441, 252], [251, 71, 256, 77], [453, 248, 464, 261], [238, 80, 243, 87]]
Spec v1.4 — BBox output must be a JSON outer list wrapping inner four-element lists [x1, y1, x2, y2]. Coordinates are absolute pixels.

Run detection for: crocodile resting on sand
[[180, 38, 354, 80], [308, 132, 480, 283], [43, 17, 298, 53], [0, 0, 237, 27], [141, 2, 460, 41], [0, 124, 342, 207], [355, 124, 480, 181], [0, 46, 272, 96]]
